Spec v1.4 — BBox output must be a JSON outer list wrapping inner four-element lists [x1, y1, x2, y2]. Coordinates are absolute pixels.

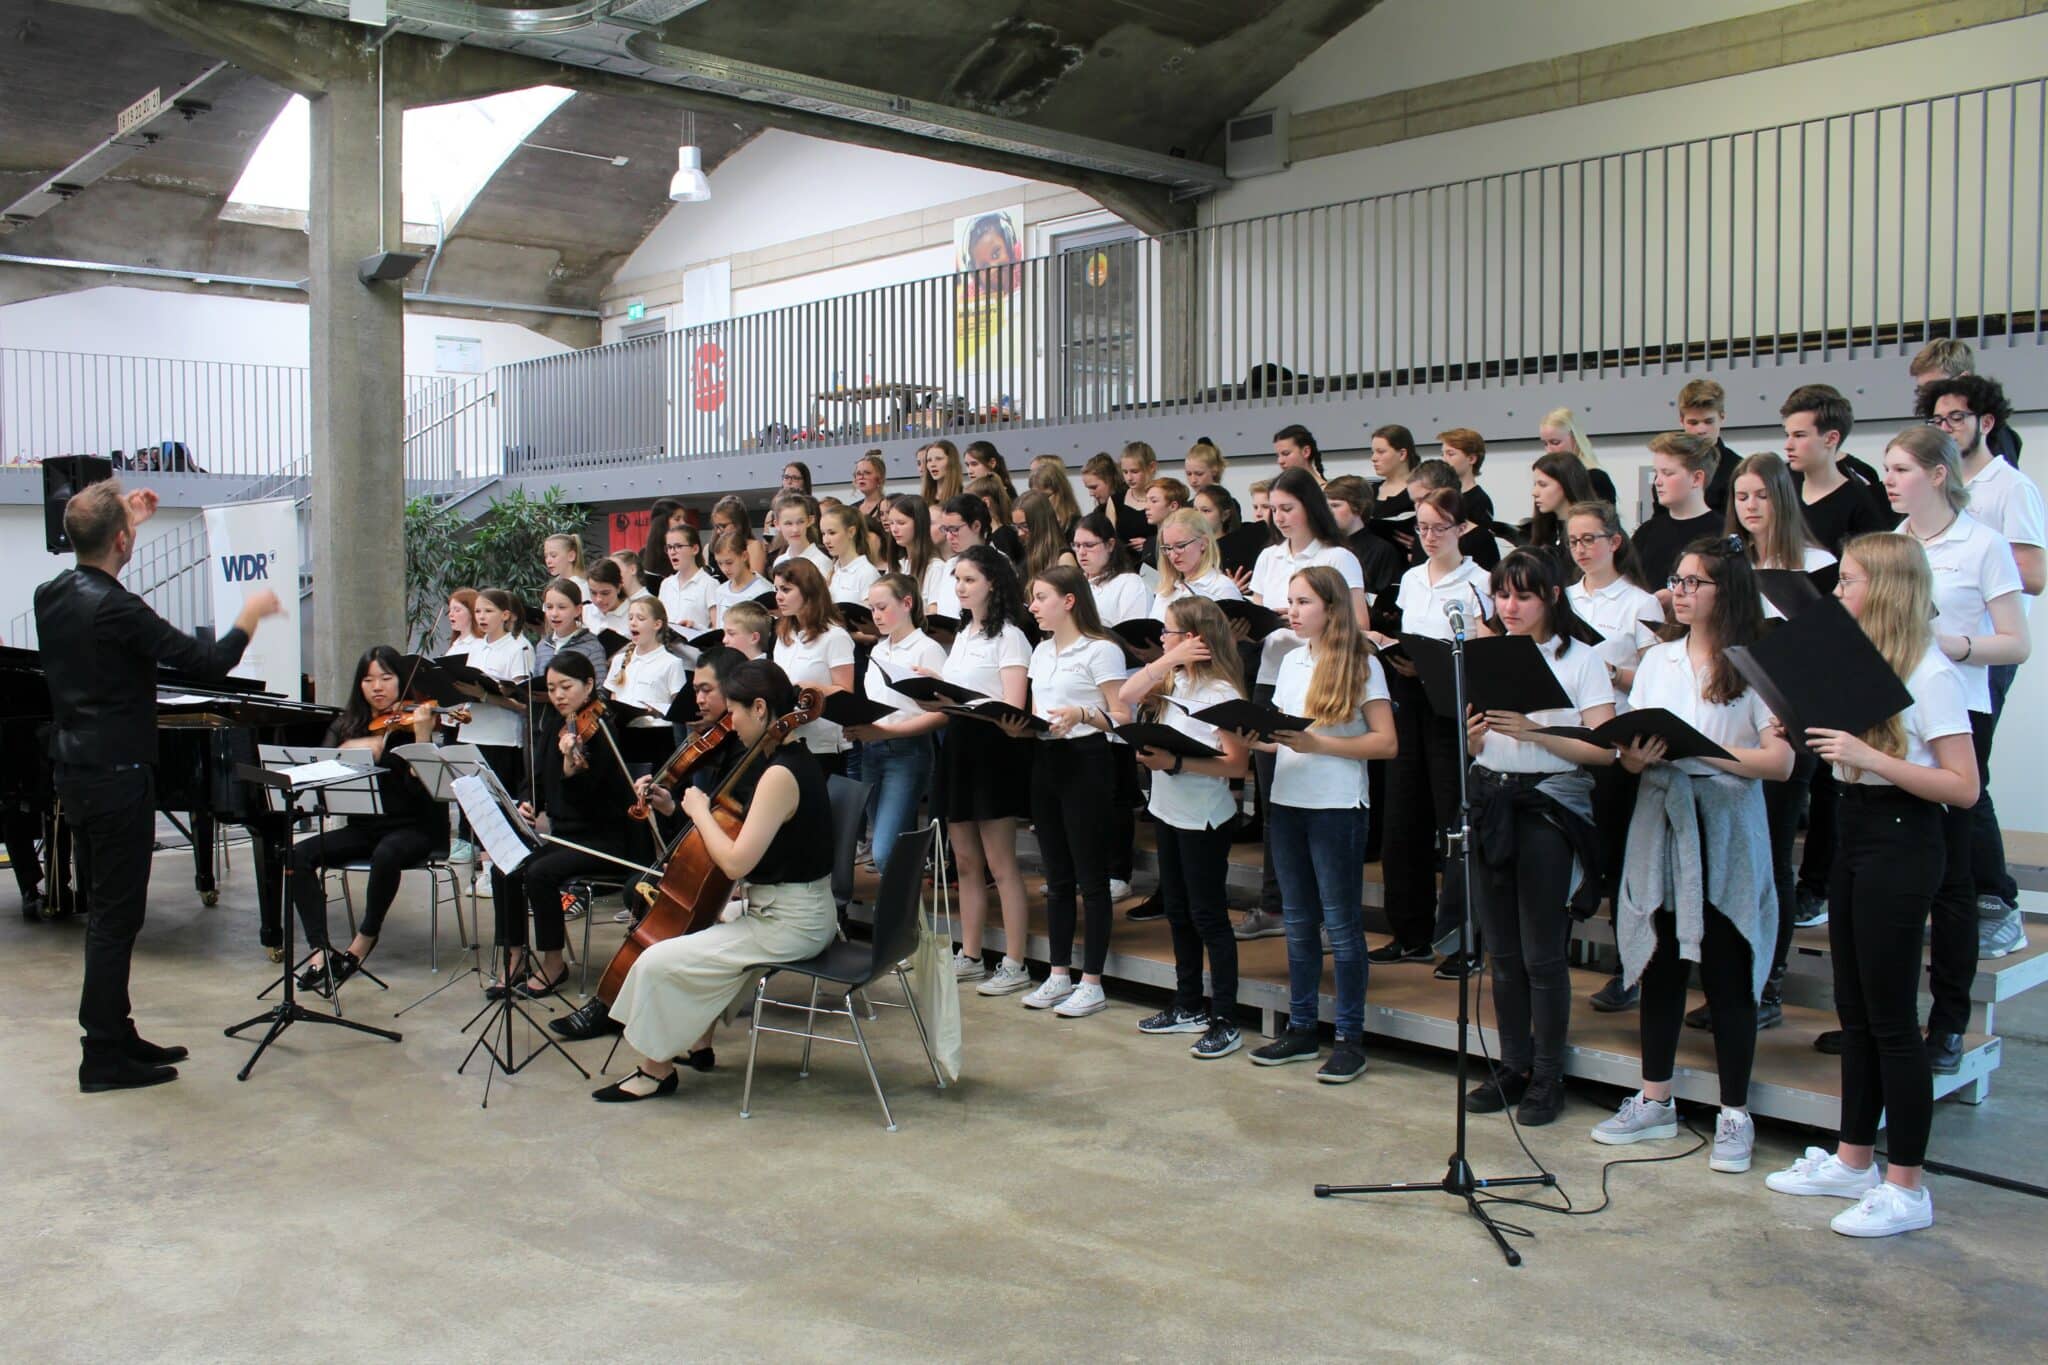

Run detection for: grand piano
[[0, 645, 336, 940]]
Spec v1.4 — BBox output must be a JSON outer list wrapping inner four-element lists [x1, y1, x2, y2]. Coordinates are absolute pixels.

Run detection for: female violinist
[[488, 651, 642, 1000], [593, 660, 838, 1102], [289, 646, 446, 990]]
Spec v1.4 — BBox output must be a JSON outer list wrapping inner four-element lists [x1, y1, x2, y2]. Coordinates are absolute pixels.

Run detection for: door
[[1052, 224, 1142, 421]]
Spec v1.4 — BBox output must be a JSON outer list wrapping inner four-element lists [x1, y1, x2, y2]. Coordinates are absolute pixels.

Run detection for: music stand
[[254, 744, 391, 1003], [226, 760, 403, 1081], [389, 741, 491, 1015]]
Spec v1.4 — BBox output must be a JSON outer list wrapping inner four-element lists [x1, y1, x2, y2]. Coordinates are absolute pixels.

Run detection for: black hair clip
[[1722, 533, 1746, 555]]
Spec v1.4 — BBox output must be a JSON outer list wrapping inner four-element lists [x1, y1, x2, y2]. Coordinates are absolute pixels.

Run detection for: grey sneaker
[[1590, 1091, 1678, 1146], [976, 958, 1032, 996], [1978, 907, 2026, 960], [1234, 908, 1286, 940], [951, 950, 988, 982], [1709, 1108, 1755, 1173]]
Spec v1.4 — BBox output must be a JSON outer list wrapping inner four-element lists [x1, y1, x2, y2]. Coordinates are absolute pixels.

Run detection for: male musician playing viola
[[34, 480, 283, 1092]]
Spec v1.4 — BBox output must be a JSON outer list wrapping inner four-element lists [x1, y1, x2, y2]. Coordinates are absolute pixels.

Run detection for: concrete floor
[[4, 848, 2046, 1363]]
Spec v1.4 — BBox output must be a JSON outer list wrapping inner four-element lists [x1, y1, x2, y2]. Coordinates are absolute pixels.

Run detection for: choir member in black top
[[1630, 432, 1724, 598], [1781, 384, 1892, 553]]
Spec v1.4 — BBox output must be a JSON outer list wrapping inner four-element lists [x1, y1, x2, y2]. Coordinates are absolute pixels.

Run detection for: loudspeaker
[[42, 455, 115, 553]]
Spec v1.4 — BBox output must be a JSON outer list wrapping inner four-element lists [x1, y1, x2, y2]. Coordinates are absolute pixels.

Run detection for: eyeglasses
[[1161, 539, 1200, 555], [1565, 534, 1609, 549], [1834, 573, 1867, 590], [1666, 574, 1715, 596], [1415, 520, 1456, 539], [1160, 627, 1191, 639], [1926, 411, 1979, 431]]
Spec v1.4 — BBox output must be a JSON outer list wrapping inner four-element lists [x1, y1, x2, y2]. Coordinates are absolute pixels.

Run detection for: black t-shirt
[[1797, 473, 1891, 556], [1705, 441, 1738, 512], [1347, 529, 1406, 598], [1631, 509, 1721, 590], [1461, 483, 1496, 533], [1589, 466, 1620, 508]]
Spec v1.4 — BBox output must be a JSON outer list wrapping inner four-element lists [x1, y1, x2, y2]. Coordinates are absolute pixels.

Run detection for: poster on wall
[[202, 497, 301, 693], [608, 508, 651, 556], [953, 206, 1024, 420]]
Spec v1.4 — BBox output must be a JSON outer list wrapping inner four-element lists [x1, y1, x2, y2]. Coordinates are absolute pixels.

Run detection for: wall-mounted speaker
[[42, 455, 115, 553]]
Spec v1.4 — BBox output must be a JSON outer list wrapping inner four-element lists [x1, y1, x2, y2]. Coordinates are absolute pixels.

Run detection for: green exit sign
[[625, 301, 646, 321]]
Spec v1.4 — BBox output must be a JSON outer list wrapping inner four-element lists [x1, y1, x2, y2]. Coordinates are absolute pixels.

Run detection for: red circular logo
[[692, 342, 727, 412]]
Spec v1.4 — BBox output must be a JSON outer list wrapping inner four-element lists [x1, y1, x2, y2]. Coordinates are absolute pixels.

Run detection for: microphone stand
[[1312, 597, 1555, 1267]]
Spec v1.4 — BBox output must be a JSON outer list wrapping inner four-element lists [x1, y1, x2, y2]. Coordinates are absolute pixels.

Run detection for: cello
[[592, 686, 821, 1008]]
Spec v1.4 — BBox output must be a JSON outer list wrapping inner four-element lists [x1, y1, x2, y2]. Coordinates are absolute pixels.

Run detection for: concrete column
[[307, 57, 405, 703]]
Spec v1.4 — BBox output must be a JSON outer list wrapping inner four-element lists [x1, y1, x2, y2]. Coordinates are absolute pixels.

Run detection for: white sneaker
[[1108, 878, 1133, 901], [1710, 1108, 1755, 1173], [1022, 974, 1076, 1009], [472, 871, 493, 898], [447, 839, 476, 864], [1830, 1182, 1934, 1238], [1053, 981, 1107, 1017], [1766, 1147, 1882, 1199], [977, 958, 1032, 996], [951, 950, 988, 982]]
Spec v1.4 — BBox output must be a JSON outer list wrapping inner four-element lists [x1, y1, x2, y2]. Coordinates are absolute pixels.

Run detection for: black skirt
[[936, 718, 1034, 822]]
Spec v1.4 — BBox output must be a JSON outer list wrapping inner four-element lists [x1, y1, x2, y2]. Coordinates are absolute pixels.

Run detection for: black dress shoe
[[1464, 1065, 1530, 1113], [513, 963, 571, 1000], [1926, 1031, 1963, 1074], [675, 1047, 715, 1072], [550, 998, 625, 1040], [80, 1055, 178, 1093], [325, 950, 366, 990], [592, 1067, 679, 1103], [1755, 993, 1784, 1030], [1589, 975, 1639, 1012], [122, 1036, 189, 1065], [296, 955, 335, 993], [20, 891, 43, 922], [1814, 1028, 1845, 1055]]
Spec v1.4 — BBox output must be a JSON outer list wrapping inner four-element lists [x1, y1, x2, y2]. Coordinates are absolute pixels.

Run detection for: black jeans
[[56, 764, 155, 1059], [1032, 735, 1115, 975], [1796, 762, 1837, 897], [1157, 819, 1236, 1015], [288, 819, 440, 950], [1639, 905, 1757, 1108], [1968, 702, 2017, 907], [498, 838, 626, 954], [1380, 672, 1463, 952], [1111, 746, 1140, 885], [1832, 786, 1943, 1167], [1473, 801, 1575, 1079], [1925, 799, 1978, 1038], [1762, 753, 1816, 986], [1250, 683, 1282, 915]]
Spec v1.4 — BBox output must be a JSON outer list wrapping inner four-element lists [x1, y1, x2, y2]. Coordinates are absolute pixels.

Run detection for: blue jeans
[[863, 735, 933, 878], [1268, 802, 1369, 1038]]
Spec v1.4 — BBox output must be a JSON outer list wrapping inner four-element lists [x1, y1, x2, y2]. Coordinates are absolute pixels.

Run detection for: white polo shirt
[[1269, 644, 1390, 809], [1474, 636, 1615, 774], [659, 569, 715, 630], [1840, 646, 1971, 786], [772, 543, 834, 579], [1394, 558, 1493, 642], [1151, 568, 1245, 620], [1627, 639, 1777, 776], [942, 621, 1032, 698], [1145, 675, 1242, 831], [1919, 512, 2023, 712], [603, 645, 688, 725], [1565, 574, 1664, 708], [828, 555, 882, 605], [1088, 572, 1154, 626], [457, 632, 534, 749], [1027, 635, 1127, 739], [1250, 539, 1364, 685], [865, 629, 947, 725], [924, 556, 960, 617], [1964, 455, 2045, 617], [775, 624, 856, 753]]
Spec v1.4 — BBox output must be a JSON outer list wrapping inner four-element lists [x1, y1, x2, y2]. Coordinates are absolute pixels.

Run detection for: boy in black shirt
[[1678, 377, 1740, 512], [1780, 383, 1890, 554], [1630, 431, 1722, 607]]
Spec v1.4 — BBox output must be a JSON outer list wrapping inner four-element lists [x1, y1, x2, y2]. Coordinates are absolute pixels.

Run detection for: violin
[[367, 702, 470, 733], [570, 697, 609, 742], [594, 687, 821, 1009], [628, 713, 736, 821]]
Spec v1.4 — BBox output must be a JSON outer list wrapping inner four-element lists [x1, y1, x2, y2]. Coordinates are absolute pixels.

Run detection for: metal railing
[[495, 75, 2046, 472], [6, 511, 213, 649]]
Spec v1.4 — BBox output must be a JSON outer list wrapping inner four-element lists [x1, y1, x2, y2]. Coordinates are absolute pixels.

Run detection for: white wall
[[0, 286, 572, 373]]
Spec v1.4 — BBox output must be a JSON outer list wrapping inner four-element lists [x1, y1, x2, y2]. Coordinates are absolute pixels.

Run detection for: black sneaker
[[1756, 993, 1784, 1030], [1191, 1018, 1242, 1059], [1792, 886, 1829, 929], [1589, 975, 1639, 1012], [1433, 953, 1479, 981], [1684, 1001, 1713, 1030], [1925, 1031, 1963, 1075], [1814, 1028, 1844, 1055], [1514, 1075, 1565, 1126], [1125, 894, 1166, 922], [1367, 941, 1432, 965], [1464, 1065, 1530, 1113], [1317, 1040, 1368, 1084], [1249, 1030, 1321, 1066], [1137, 1004, 1209, 1035]]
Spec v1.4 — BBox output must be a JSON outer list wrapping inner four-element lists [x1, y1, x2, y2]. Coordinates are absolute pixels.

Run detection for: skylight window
[[226, 86, 573, 235]]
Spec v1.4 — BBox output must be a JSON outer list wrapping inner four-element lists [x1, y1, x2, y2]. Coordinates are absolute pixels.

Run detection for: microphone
[[1443, 597, 1468, 639]]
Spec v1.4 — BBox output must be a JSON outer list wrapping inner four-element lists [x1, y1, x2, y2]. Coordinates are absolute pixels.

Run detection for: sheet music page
[[282, 759, 372, 788], [452, 774, 534, 874]]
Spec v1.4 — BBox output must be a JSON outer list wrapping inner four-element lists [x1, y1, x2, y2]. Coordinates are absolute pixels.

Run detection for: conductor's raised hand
[[124, 487, 160, 526], [232, 589, 284, 636]]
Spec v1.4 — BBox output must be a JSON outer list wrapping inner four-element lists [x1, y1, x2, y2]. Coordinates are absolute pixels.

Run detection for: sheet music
[[281, 759, 372, 789], [452, 774, 534, 875]]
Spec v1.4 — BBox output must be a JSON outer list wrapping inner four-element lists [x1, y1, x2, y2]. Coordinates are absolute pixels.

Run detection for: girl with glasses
[[1151, 508, 1243, 620]]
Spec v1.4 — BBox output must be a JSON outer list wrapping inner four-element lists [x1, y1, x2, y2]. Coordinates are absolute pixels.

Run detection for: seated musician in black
[[594, 660, 837, 1102], [290, 646, 446, 991], [551, 646, 746, 1045], [489, 650, 643, 1001]]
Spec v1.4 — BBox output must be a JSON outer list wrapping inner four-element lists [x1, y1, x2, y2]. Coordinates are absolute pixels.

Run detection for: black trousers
[[1473, 804, 1575, 1079], [1032, 735, 1115, 975], [1110, 746, 1140, 885], [1250, 683, 1282, 915], [1762, 754, 1816, 987], [496, 839, 627, 954], [1639, 905, 1758, 1108], [1591, 764, 1639, 956], [288, 820, 440, 950], [56, 764, 156, 1059], [5, 806, 69, 900], [1380, 672, 1463, 952], [1158, 818, 1237, 1015], [1925, 799, 1978, 1038], [1831, 786, 1943, 1167], [1967, 705, 2017, 907], [1796, 762, 1838, 897]]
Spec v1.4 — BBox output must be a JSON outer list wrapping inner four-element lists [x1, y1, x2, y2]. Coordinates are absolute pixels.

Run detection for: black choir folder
[[1725, 596, 1913, 742], [821, 691, 896, 727], [1755, 563, 1842, 620], [1217, 598, 1286, 640], [1539, 709, 1734, 763], [1114, 721, 1221, 760], [1166, 696, 1311, 738], [874, 662, 982, 706], [941, 698, 1051, 734], [1402, 633, 1572, 715]]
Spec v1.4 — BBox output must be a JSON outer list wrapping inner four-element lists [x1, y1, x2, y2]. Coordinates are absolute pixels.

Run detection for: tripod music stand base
[[224, 1004, 402, 1082], [1317, 1158, 1557, 1266]]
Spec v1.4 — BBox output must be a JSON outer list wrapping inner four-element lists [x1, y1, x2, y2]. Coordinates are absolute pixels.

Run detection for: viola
[[628, 713, 736, 821], [594, 687, 821, 1008]]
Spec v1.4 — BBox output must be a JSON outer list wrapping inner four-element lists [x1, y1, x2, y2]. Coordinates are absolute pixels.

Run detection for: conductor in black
[[34, 480, 283, 1093]]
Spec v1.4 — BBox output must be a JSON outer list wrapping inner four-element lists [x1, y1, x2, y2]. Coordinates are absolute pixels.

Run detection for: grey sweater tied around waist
[[1616, 763, 1778, 1001]]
